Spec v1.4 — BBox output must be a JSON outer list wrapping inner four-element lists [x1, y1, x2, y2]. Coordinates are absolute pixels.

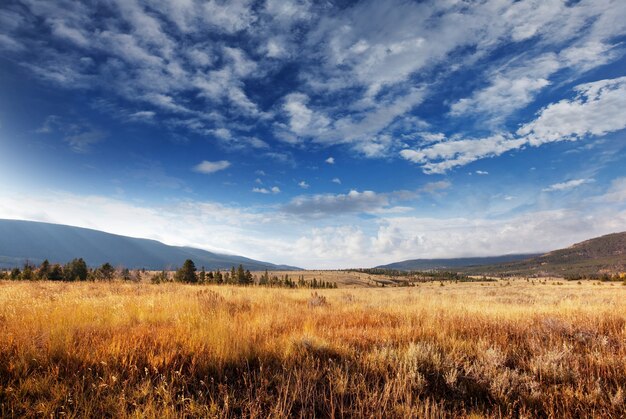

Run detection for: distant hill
[[460, 232, 626, 277], [0, 219, 300, 271], [376, 254, 541, 271]]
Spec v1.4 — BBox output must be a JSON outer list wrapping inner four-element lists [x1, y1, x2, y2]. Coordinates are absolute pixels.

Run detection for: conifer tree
[[237, 264, 246, 284], [176, 259, 198, 283], [38, 259, 51, 280]]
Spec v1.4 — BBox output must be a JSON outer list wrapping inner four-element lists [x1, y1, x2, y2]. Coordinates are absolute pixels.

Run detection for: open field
[[252, 270, 395, 287], [1, 278, 626, 417]]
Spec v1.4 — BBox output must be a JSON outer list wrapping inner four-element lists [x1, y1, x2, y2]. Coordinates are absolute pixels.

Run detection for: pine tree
[[64, 258, 88, 281], [21, 263, 34, 281], [98, 262, 115, 281], [199, 266, 206, 283], [48, 264, 64, 281], [38, 259, 51, 280], [176, 259, 198, 283], [259, 269, 269, 286], [237, 264, 246, 284]]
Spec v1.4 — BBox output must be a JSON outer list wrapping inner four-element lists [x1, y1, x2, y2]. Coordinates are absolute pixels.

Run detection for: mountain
[[0, 219, 300, 271], [375, 254, 541, 271], [375, 232, 626, 277], [459, 232, 626, 277]]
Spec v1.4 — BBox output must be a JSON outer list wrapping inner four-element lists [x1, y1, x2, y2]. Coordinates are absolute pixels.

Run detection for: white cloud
[[298, 180, 309, 189], [252, 186, 280, 194], [331, 177, 341, 184], [517, 76, 626, 145], [6, 0, 626, 161], [291, 206, 626, 268], [35, 115, 105, 152], [325, 156, 335, 164], [420, 181, 451, 194], [596, 177, 626, 203], [64, 130, 106, 153], [542, 178, 594, 192], [449, 39, 620, 125], [401, 133, 526, 174], [128, 111, 156, 121], [0, 33, 25, 51], [265, 0, 311, 24], [193, 160, 231, 174], [1, 183, 625, 269], [282, 190, 390, 217], [475, 170, 489, 175], [0, 190, 290, 261], [402, 76, 626, 174], [282, 93, 330, 137], [451, 74, 552, 122], [202, 0, 257, 34]]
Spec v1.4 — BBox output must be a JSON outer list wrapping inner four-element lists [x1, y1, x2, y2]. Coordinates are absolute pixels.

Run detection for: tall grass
[[0, 280, 625, 417]]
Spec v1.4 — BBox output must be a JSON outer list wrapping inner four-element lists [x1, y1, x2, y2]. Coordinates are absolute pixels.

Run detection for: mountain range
[[0, 219, 299, 271], [2, 219, 624, 277], [377, 232, 626, 276]]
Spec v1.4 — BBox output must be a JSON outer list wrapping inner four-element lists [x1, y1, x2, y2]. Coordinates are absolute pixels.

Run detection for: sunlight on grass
[[0, 280, 625, 417]]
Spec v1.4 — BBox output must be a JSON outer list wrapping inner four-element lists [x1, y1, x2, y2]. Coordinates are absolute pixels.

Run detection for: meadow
[[1, 277, 625, 418]]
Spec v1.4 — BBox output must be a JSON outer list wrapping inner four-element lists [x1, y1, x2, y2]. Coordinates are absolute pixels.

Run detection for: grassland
[[1, 278, 625, 417], [254, 270, 396, 287]]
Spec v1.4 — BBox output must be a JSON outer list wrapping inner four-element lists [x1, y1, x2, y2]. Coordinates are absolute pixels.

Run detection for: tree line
[[0, 258, 338, 288]]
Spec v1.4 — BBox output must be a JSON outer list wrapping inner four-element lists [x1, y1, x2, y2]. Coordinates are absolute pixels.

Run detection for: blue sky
[[1, 0, 626, 268]]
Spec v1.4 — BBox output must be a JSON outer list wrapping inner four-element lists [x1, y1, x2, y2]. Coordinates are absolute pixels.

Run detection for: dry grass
[[254, 270, 396, 287], [1, 279, 625, 417]]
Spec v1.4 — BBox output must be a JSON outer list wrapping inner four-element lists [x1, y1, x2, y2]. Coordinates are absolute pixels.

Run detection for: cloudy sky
[[1, 0, 626, 268]]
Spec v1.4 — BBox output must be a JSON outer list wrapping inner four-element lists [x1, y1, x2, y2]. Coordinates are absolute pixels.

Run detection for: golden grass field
[[1, 277, 625, 418]]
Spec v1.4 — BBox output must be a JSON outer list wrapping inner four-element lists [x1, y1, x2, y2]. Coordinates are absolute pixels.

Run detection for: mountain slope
[[0, 219, 300, 270], [459, 232, 626, 277], [375, 254, 541, 271]]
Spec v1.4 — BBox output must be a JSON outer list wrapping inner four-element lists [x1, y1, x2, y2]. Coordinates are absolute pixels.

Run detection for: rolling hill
[[459, 232, 626, 277], [0, 219, 300, 271], [376, 232, 626, 277]]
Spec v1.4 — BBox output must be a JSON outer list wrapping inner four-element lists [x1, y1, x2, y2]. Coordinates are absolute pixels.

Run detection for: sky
[[1, 0, 626, 269]]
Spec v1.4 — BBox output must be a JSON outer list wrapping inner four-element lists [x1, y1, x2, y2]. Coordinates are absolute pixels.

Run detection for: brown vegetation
[[1, 279, 625, 417]]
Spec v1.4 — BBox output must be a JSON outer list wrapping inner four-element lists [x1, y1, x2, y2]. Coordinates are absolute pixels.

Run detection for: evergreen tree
[[48, 264, 64, 281], [176, 259, 198, 283], [10, 268, 21, 280], [245, 269, 253, 285], [259, 269, 269, 286], [64, 258, 88, 281], [21, 263, 34, 281], [38, 259, 51, 280], [237, 264, 246, 284], [199, 266, 206, 283], [98, 262, 115, 281]]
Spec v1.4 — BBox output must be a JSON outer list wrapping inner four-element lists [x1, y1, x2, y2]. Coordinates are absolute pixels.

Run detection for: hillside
[[459, 232, 626, 277], [0, 219, 300, 271], [375, 254, 540, 271]]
